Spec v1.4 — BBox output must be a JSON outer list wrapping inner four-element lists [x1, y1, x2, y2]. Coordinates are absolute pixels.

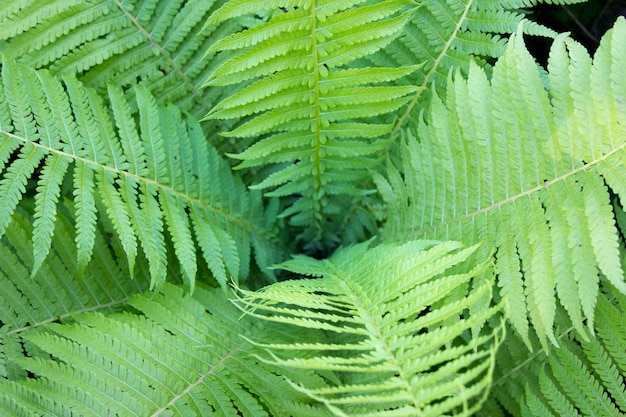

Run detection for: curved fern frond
[[235, 240, 505, 417], [375, 18, 626, 349], [0, 0, 239, 123], [0, 58, 285, 289], [0, 282, 331, 417], [0, 205, 150, 381], [368, 0, 577, 134], [486, 282, 626, 417], [203, 0, 419, 251]]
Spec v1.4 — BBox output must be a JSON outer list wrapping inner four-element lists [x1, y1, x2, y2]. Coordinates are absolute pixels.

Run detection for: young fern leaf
[[0, 58, 284, 290], [0, 282, 332, 417], [203, 0, 419, 251], [0, 205, 150, 381], [375, 19, 626, 350], [235, 240, 505, 417]]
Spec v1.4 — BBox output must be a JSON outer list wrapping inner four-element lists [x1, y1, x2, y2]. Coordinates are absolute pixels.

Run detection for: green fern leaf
[[0, 206, 150, 381], [204, 0, 418, 251], [377, 19, 626, 349], [1, 281, 332, 417], [0, 0, 240, 124], [487, 278, 626, 417], [0, 58, 284, 289], [365, 0, 572, 136], [235, 240, 504, 417]]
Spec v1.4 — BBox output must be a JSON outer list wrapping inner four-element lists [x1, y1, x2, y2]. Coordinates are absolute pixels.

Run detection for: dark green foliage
[[486, 284, 626, 417]]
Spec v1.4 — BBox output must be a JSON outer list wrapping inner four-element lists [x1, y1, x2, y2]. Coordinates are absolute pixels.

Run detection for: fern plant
[[1, 0, 626, 416], [375, 19, 626, 350]]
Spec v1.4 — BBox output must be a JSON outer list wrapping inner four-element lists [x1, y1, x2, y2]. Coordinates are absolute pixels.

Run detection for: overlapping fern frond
[[236, 240, 505, 417], [0, 207, 150, 381], [0, 58, 284, 290], [203, 0, 420, 251], [367, 0, 578, 134], [0, 281, 331, 417], [375, 18, 626, 349], [0, 0, 239, 123], [484, 282, 626, 417]]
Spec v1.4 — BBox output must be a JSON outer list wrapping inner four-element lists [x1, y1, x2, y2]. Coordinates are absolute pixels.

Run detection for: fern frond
[[235, 240, 504, 417], [0, 58, 285, 289], [203, 0, 419, 251], [367, 0, 578, 134], [0, 206, 150, 381], [489, 283, 626, 417], [0, 281, 332, 417], [377, 18, 626, 349], [0, 0, 240, 123]]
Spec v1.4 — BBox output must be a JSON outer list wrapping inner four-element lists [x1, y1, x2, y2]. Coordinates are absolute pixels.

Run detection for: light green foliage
[[236, 240, 504, 417], [0, 0, 625, 416], [204, 0, 420, 250], [485, 284, 626, 417], [0, 0, 236, 121], [376, 19, 626, 350]]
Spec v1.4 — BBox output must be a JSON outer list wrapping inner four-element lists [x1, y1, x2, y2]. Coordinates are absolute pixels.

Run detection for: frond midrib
[[332, 266, 423, 412], [309, 0, 325, 237], [3, 295, 135, 337], [407, 142, 625, 236], [0, 128, 278, 246], [390, 0, 475, 136], [147, 344, 241, 417]]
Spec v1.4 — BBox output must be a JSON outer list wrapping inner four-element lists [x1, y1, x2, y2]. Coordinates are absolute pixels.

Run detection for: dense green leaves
[[204, 0, 419, 251], [0, 0, 237, 122], [0, 207, 150, 381], [236, 240, 504, 417], [376, 19, 626, 349], [0, 58, 284, 289], [1, 0, 626, 416], [486, 284, 626, 417], [0, 282, 329, 417]]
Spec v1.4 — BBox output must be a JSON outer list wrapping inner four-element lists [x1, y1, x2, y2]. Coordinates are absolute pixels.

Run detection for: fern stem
[[309, 0, 326, 243]]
